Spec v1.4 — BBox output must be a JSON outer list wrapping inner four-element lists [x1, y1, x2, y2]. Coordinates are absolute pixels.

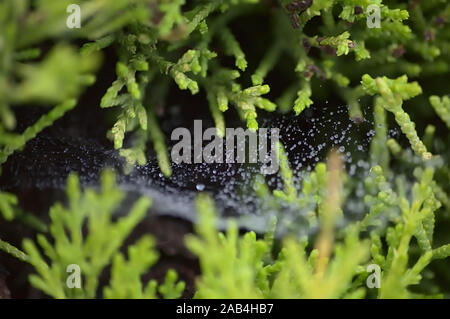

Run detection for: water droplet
[[196, 183, 205, 191]]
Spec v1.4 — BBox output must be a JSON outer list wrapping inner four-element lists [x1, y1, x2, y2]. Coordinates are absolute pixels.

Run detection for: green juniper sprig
[[273, 142, 298, 203], [219, 27, 248, 71], [293, 80, 314, 115], [370, 98, 389, 172], [23, 170, 150, 298], [104, 237, 185, 299], [429, 95, 450, 129], [251, 44, 282, 86], [147, 103, 173, 177], [361, 74, 432, 161], [0, 99, 77, 167], [0, 238, 28, 263], [22, 170, 185, 299], [311, 31, 355, 57], [0, 191, 18, 222], [376, 168, 442, 298]]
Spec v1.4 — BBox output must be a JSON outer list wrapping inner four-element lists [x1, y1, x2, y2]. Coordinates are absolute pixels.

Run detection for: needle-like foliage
[[0, 0, 449, 300]]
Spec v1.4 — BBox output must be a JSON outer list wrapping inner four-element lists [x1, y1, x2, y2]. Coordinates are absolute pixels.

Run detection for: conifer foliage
[[0, 0, 449, 299]]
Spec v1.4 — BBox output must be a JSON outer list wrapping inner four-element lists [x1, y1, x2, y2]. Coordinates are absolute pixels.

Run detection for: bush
[[0, 0, 449, 299]]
